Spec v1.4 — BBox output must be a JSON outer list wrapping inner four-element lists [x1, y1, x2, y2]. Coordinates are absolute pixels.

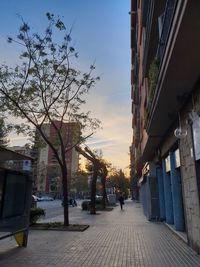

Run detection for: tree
[[70, 170, 89, 194], [107, 169, 130, 198], [0, 117, 9, 147], [0, 14, 101, 225], [76, 146, 100, 214], [76, 146, 110, 212], [98, 159, 110, 209]]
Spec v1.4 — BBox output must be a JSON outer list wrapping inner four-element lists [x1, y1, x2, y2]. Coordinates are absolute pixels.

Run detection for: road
[[37, 199, 82, 219], [37, 200, 63, 219]]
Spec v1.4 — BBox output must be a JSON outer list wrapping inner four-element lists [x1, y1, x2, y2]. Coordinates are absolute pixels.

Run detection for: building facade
[[37, 121, 80, 197], [130, 0, 200, 252], [8, 146, 33, 172]]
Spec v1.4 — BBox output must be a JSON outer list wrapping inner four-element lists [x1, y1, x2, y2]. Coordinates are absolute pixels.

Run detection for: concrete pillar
[[170, 151, 185, 231], [162, 159, 174, 224], [157, 166, 166, 220]]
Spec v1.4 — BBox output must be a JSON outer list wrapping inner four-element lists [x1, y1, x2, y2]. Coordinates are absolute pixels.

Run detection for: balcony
[[142, 0, 166, 77], [130, 0, 137, 51], [131, 27, 137, 51], [143, 0, 200, 162], [157, 0, 177, 63], [141, 0, 150, 27], [144, 1, 177, 126], [131, 0, 137, 12]]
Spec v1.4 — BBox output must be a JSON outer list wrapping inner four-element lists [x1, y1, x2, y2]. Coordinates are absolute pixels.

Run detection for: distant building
[[130, 0, 200, 253], [36, 121, 80, 196], [8, 145, 32, 172], [9, 146, 32, 157]]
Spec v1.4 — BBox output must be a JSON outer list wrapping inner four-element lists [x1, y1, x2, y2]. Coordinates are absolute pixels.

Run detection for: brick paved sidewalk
[[0, 200, 200, 266]]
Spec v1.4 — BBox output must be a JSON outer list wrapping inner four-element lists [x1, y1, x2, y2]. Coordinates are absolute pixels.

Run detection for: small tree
[[0, 14, 100, 225]]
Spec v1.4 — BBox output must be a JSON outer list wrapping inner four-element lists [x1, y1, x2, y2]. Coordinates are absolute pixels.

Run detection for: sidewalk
[[0, 200, 200, 267]]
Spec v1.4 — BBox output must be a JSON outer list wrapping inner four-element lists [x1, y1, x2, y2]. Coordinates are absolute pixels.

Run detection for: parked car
[[39, 196, 54, 201], [96, 195, 103, 200]]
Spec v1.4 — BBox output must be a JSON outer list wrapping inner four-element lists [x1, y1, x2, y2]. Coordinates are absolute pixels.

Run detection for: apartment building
[[37, 121, 80, 196], [130, 0, 200, 253]]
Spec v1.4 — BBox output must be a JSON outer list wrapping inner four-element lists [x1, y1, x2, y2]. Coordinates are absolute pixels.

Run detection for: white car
[[32, 195, 40, 201], [40, 196, 54, 201]]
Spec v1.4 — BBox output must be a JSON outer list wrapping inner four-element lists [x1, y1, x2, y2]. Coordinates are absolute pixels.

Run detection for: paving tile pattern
[[0, 201, 200, 266]]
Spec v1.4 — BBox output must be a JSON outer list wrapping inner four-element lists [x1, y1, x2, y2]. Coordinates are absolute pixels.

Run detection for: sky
[[0, 0, 132, 174]]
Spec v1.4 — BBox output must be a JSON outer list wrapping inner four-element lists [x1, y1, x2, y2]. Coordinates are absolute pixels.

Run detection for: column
[[170, 151, 185, 231]]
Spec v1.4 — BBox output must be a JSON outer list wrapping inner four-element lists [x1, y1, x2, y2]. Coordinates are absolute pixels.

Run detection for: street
[[37, 199, 82, 220], [37, 200, 63, 219]]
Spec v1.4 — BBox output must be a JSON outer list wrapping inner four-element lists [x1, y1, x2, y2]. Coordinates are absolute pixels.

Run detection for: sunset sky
[[0, 0, 132, 173]]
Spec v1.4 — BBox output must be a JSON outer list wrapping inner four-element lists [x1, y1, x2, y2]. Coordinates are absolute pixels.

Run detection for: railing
[[144, 0, 177, 130], [142, 0, 154, 73], [157, 0, 177, 62]]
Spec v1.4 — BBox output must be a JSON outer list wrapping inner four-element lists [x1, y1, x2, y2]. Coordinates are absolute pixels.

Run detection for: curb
[[164, 222, 188, 244]]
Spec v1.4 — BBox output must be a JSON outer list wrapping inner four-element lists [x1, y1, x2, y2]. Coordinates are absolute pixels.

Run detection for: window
[[2, 173, 27, 218], [158, 13, 164, 39]]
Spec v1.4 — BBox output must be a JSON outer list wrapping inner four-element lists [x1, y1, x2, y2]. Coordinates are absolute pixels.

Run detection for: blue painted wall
[[139, 175, 150, 219], [157, 166, 166, 220], [139, 163, 160, 221], [162, 159, 174, 224]]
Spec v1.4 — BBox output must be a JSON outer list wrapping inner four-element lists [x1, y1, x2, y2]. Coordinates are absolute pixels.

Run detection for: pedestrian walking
[[118, 193, 125, 210]]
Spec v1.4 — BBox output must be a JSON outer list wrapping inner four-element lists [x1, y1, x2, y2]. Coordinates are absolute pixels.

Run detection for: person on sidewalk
[[118, 193, 125, 210]]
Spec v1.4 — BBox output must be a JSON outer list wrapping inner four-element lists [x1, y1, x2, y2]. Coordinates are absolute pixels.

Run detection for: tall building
[[130, 0, 200, 253], [37, 121, 80, 196]]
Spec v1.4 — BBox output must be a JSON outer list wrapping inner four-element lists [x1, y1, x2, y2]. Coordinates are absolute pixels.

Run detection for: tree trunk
[[90, 164, 98, 214], [101, 175, 108, 209], [61, 166, 69, 226], [101, 165, 108, 209], [75, 146, 101, 215]]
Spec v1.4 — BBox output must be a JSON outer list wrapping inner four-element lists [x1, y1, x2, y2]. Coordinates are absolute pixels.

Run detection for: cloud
[[78, 77, 132, 171], [9, 135, 29, 146]]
